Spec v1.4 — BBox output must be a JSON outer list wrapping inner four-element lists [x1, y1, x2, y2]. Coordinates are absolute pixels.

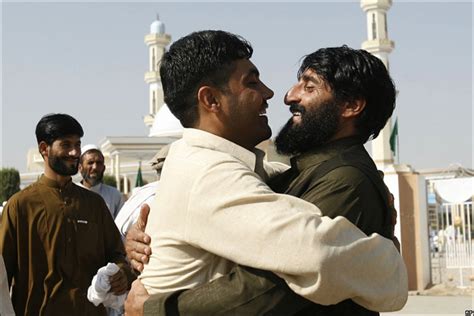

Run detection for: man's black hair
[[35, 113, 84, 145], [299, 45, 396, 142], [160, 30, 253, 127]]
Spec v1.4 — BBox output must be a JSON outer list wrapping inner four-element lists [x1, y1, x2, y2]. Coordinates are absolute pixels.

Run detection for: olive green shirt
[[0, 175, 133, 316], [270, 136, 389, 238], [267, 136, 390, 315]]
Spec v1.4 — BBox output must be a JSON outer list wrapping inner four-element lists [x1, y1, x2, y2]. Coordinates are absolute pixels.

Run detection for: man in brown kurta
[[0, 113, 133, 315]]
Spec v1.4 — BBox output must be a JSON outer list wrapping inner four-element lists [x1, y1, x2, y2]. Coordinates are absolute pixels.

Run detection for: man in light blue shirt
[[79, 144, 124, 219]]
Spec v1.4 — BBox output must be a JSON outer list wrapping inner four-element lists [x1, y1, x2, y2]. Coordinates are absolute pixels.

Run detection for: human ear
[[38, 141, 49, 158], [341, 99, 366, 118], [78, 161, 84, 173], [197, 86, 221, 113]]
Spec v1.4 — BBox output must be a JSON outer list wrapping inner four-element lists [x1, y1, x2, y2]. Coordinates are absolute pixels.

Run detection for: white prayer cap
[[81, 144, 101, 157]]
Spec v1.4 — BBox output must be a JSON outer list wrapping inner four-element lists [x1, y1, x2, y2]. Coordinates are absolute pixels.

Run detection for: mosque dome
[[150, 15, 165, 34], [149, 104, 183, 137]]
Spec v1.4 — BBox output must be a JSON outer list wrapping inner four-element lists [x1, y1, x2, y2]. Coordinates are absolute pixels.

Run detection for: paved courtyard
[[381, 295, 473, 316]]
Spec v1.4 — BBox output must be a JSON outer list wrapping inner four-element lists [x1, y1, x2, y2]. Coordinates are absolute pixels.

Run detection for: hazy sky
[[1, 1, 472, 172]]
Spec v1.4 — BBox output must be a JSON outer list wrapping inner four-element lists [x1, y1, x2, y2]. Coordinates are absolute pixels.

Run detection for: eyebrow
[[245, 67, 260, 78], [301, 73, 321, 84]]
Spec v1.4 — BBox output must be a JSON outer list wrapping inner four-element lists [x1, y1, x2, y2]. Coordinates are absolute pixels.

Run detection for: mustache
[[289, 103, 305, 114], [64, 158, 79, 163]]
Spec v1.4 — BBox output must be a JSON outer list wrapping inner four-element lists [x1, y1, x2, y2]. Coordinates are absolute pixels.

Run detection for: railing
[[436, 202, 473, 287]]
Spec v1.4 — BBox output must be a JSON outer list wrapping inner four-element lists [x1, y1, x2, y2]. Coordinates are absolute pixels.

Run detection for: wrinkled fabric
[[0, 175, 132, 316], [87, 263, 127, 310], [140, 128, 408, 312]]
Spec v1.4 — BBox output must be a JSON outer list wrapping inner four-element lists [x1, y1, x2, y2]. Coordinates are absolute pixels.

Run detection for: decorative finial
[[156, 13, 160, 21]]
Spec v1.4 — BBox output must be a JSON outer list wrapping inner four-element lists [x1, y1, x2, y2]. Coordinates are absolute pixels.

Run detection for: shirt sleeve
[[185, 160, 407, 312], [0, 199, 18, 286]]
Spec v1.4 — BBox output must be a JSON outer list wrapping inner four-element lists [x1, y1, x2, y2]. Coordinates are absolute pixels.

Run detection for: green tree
[[102, 175, 117, 188], [0, 168, 21, 202]]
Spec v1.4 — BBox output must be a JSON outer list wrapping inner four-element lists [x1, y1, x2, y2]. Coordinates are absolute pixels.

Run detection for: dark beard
[[49, 155, 79, 176], [275, 100, 340, 156], [80, 170, 103, 186]]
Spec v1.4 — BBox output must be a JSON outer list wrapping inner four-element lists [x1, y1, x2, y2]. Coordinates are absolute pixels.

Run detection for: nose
[[70, 148, 80, 158], [284, 84, 300, 106], [261, 81, 274, 101]]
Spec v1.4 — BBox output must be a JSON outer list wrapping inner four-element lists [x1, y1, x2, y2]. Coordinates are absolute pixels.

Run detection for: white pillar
[[114, 154, 121, 191], [123, 174, 129, 195], [109, 156, 115, 175], [361, 0, 395, 170]]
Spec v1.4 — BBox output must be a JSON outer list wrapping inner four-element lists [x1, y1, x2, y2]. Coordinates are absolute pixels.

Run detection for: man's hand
[[125, 204, 152, 272], [109, 268, 128, 295], [124, 279, 150, 316]]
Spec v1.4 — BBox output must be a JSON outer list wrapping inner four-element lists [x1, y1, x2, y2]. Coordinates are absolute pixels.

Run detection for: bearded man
[[78, 144, 123, 219], [0, 113, 134, 315], [125, 45, 402, 316]]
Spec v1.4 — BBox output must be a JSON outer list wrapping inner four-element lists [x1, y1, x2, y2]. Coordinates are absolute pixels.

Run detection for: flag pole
[[396, 128, 400, 165]]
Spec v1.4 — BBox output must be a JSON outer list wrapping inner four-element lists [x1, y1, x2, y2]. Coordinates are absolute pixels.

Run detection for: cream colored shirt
[[140, 128, 407, 312]]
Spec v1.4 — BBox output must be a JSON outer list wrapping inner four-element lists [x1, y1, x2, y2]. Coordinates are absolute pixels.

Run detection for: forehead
[[53, 135, 81, 144], [229, 59, 259, 80], [298, 68, 332, 91], [82, 150, 104, 161]]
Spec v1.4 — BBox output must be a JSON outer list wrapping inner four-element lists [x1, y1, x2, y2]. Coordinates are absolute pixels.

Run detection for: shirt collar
[[78, 181, 103, 193], [183, 128, 265, 172], [39, 174, 74, 189], [291, 136, 363, 172]]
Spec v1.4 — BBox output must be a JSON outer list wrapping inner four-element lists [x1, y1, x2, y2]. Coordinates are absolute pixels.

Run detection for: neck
[[194, 122, 255, 151], [43, 168, 71, 188], [331, 121, 359, 142]]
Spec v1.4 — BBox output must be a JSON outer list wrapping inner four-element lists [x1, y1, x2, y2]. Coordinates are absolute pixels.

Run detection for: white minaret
[[361, 0, 395, 169], [143, 15, 172, 132]]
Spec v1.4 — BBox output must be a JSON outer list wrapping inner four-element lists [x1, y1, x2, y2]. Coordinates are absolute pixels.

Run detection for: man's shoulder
[[323, 165, 371, 187], [6, 182, 41, 205], [1, 183, 44, 219], [310, 144, 378, 185], [72, 183, 107, 202], [101, 183, 122, 196], [170, 138, 248, 170]]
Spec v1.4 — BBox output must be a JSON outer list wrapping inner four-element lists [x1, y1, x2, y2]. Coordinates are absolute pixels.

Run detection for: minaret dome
[[150, 15, 165, 34]]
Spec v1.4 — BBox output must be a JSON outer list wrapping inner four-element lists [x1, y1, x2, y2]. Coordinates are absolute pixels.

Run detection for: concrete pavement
[[381, 295, 473, 316]]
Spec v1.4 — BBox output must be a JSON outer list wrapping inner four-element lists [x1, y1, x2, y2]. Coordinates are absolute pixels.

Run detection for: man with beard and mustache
[[78, 144, 123, 219], [125, 45, 400, 316], [0, 113, 134, 315], [124, 36, 405, 316]]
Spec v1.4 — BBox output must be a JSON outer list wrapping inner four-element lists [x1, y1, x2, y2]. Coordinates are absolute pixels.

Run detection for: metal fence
[[432, 202, 473, 287]]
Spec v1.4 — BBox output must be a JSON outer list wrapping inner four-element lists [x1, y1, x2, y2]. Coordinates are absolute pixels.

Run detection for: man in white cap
[[78, 144, 124, 219]]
